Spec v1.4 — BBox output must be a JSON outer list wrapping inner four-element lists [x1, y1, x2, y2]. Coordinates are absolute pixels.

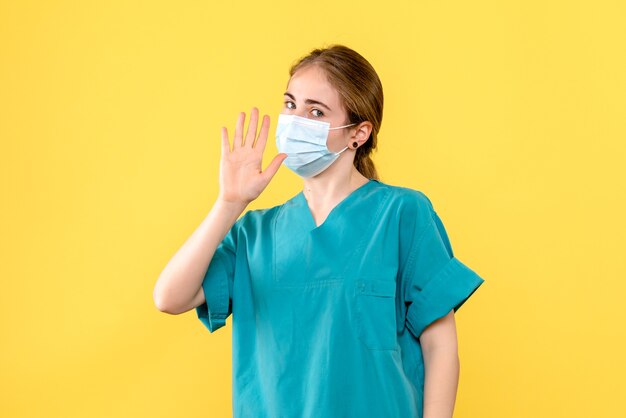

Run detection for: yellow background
[[2, 1, 625, 417]]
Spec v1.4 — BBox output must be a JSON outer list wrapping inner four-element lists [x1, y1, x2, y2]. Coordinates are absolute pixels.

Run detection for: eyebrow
[[284, 92, 332, 111]]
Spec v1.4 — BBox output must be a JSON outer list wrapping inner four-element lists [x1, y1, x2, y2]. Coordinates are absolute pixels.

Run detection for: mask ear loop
[[329, 122, 358, 131], [329, 122, 357, 154]]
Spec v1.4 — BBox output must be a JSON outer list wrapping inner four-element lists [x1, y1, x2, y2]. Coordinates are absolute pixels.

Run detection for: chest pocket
[[354, 279, 398, 351]]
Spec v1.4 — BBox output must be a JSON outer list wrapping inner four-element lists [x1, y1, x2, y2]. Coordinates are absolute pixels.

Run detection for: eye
[[284, 100, 296, 110], [311, 108, 324, 117]]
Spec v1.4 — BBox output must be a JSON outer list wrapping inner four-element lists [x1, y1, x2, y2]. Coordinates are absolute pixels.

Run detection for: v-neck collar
[[296, 179, 378, 231], [273, 178, 389, 287]]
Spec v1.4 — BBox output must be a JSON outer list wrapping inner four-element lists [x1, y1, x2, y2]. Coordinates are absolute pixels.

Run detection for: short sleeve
[[195, 219, 239, 333], [403, 203, 485, 340]]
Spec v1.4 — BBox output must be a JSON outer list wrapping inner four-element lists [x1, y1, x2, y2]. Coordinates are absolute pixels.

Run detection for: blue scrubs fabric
[[195, 179, 485, 418]]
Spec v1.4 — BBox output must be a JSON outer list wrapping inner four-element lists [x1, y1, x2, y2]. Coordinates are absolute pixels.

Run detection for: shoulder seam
[[403, 214, 436, 282]]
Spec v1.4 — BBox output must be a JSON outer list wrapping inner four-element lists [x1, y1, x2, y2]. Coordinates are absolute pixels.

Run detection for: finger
[[253, 114, 271, 152], [220, 126, 230, 158], [233, 112, 245, 148], [260, 153, 287, 184], [245, 107, 259, 148]]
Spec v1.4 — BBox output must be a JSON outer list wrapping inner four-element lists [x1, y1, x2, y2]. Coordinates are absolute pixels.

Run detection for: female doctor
[[153, 44, 485, 418]]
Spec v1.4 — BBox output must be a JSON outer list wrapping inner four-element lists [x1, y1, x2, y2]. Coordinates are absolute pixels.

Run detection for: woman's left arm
[[420, 309, 460, 418]]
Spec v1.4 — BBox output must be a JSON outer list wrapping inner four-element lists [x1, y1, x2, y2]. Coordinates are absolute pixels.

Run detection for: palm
[[218, 108, 287, 205]]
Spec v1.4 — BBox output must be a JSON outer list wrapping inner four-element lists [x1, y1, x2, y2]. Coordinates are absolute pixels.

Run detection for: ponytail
[[354, 148, 379, 180]]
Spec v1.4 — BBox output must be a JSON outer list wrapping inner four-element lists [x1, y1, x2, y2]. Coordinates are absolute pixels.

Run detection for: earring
[[352, 142, 358, 149]]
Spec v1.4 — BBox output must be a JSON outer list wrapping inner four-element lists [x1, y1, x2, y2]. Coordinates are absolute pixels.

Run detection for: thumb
[[260, 153, 287, 184]]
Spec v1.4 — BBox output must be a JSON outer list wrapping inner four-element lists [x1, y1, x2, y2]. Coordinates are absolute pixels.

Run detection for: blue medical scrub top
[[196, 179, 485, 418]]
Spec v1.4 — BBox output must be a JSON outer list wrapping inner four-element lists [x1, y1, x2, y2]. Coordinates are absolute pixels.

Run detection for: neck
[[301, 161, 369, 207]]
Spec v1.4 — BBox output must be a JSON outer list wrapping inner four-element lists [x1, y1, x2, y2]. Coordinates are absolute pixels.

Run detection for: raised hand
[[217, 107, 287, 206]]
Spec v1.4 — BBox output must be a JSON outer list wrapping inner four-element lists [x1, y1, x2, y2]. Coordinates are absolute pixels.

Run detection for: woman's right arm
[[153, 107, 286, 314]]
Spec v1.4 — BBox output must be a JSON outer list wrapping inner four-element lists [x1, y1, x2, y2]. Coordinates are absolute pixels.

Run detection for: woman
[[153, 44, 485, 418]]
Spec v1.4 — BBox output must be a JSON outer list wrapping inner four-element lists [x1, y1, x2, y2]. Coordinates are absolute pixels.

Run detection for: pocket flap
[[356, 279, 396, 297]]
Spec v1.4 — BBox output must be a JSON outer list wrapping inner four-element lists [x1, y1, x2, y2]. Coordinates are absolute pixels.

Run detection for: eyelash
[[284, 100, 324, 117]]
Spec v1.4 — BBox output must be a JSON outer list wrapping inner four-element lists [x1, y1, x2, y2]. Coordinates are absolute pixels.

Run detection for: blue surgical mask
[[275, 113, 357, 178]]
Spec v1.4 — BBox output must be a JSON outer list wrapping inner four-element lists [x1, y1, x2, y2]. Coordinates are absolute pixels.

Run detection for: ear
[[351, 121, 373, 146]]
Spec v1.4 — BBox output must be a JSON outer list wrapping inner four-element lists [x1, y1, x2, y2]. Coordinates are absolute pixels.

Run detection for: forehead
[[286, 65, 341, 105]]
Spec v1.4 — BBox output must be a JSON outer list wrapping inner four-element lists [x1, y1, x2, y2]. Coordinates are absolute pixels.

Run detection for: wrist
[[214, 196, 248, 216]]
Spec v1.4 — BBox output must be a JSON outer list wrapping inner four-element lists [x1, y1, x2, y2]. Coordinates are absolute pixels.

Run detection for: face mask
[[275, 113, 357, 178]]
